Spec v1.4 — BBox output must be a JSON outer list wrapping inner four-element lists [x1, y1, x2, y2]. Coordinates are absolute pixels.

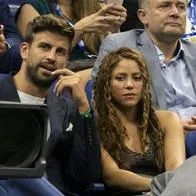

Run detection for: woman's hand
[[73, 4, 127, 45], [103, 3, 127, 33]]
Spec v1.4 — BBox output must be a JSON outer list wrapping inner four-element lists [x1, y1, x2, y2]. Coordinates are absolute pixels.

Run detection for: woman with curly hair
[[94, 47, 185, 195]]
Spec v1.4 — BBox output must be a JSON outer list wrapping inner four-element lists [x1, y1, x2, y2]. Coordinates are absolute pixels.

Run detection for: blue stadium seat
[[188, 0, 196, 30], [185, 132, 196, 158]]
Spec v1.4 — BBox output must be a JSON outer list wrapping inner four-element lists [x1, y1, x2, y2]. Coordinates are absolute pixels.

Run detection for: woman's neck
[[114, 105, 137, 124]]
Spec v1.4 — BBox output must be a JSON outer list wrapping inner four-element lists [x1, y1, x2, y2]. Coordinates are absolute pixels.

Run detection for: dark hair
[[25, 14, 74, 45], [94, 47, 164, 170]]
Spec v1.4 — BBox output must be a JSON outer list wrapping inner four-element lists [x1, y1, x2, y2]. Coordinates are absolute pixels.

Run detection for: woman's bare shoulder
[[155, 110, 178, 117], [155, 110, 180, 125]]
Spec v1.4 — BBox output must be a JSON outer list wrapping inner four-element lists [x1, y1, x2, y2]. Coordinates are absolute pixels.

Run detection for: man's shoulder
[[0, 74, 14, 93], [106, 29, 144, 41], [180, 39, 196, 60], [0, 0, 7, 7], [102, 29, 145, 50], [0, 74, 18, 101], [180, 39, 196, 49], [0, 74, 11, 83]]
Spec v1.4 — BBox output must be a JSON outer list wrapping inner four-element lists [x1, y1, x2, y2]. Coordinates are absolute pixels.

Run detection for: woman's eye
[[133, 76, 142, 81], [115, 77, 124, 81]]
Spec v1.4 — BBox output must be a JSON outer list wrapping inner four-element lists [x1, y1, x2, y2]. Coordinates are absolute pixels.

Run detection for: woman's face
[[110, 58, 143, 109]]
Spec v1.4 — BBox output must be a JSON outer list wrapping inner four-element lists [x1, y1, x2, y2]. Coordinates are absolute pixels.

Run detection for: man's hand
[[51, 69, 90, 113], [182, 116, 196, 131], [0, 25, 8, 55]]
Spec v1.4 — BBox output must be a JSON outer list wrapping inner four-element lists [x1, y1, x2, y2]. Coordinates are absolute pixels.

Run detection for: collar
[[154, 40, 184, 64]]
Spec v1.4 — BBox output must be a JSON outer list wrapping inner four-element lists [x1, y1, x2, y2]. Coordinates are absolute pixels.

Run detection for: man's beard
[[157, 27, 185, 43], [25, 64, 57, 89]]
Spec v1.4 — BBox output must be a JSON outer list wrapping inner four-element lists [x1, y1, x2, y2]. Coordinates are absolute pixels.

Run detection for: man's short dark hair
[[25, 14, 75, 44]]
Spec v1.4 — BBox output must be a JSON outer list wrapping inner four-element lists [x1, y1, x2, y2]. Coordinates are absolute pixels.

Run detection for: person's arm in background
[[0, 0, 23, 73], [51, 69, 101, 192], [0, 0, 23, 47], [16, 3, 40, 37], [16, 2, 126, 48], [156, 111, 186, 170], [73, 3, 126, 46]]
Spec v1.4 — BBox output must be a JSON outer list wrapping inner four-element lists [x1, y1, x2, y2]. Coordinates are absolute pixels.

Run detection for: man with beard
[[0, 14, 100, 195], [92, 0, 196, 156]]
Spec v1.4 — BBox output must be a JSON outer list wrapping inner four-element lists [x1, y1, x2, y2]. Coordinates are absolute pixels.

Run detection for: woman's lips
[[123, 93, 136, 98]]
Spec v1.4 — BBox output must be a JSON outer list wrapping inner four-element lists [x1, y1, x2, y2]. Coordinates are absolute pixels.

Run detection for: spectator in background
[[16, 0, 126, 62], [121, 0, 143, 32], [0, 0, 23, 73], [92, 0, 196, 157], [0, 14, 100, 195], [94, 47, 185, 195]]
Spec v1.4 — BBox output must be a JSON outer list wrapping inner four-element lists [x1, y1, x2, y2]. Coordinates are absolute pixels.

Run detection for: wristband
[[80, 108, 92, 118]]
